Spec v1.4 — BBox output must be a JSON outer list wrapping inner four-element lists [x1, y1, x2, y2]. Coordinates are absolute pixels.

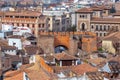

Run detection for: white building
[[0, 24, 13, 38], [8, 35, 22, 50], [13, 27, 32, 36]]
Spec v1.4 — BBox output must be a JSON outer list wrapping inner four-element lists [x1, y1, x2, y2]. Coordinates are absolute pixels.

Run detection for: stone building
[[0, 11, 49, 37], [43, 10, 71, 32], [75, 5, 120, 37]]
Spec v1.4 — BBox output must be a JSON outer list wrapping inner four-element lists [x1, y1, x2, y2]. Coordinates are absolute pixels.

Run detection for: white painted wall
[[8, 38, 22, 50], [4, 50, 17, 55]]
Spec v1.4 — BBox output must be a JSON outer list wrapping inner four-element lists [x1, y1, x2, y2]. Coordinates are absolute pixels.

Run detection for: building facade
[[75, 5, 120, 37], [0, 11, 49, 37]]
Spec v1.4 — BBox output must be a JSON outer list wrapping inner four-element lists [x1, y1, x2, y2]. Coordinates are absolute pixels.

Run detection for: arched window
[[104, 25, 106, 31], [96, 25, 98, 31], [81, 23, 85, 31], [91, 25, 94, 29], [100, 25, 102, 31]]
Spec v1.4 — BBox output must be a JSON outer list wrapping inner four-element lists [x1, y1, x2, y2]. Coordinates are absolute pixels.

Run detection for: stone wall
[[38, 36, 54, 54]]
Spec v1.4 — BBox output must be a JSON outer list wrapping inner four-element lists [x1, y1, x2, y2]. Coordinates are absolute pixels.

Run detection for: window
[[82, 15, 84, 18], [108, 26, 110, 30], [100, 25, 102, 31], [32, 24, 35, 28], [91, 25, 94, 29], [39, 24, 41, 28], [104, 25, 106, 31], [27, 24, 29, 27], [42, 24, 44, 28], [13, 42, 16, 46], [2, 64, 4, 67], [96, 25, 98, 31], [81, 23, 85, 31], [104, 33, 106, 36]]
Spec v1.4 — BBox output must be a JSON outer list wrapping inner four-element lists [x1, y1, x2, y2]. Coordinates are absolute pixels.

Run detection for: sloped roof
[[4, 55, 57, 80], [108, 61, 120, 73], [71, 63, 97, 76], [75, 8, 93, 13], [1, 46, 16, 51], [88, 58, 106, 66], [86, 72, 104, 80], [0, 39, 8, 46], [91, 18, 120, 24], [24, 46, 44, 55], [102, 32, 120, 41], [53, 52, 77, 60]]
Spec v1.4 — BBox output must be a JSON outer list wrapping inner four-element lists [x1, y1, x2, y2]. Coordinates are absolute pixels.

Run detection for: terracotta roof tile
[[102, 32, 120, 41], [91, 18, 120, 24], [88, 58, 106, 66], [86, 71, 104, 80], [0, 39, 8, 46], [53, 52, 77, 60], [71, 63, 97, 76], [52, 66, 73, 73], [4, 70, 23, 80], [5, 11, 41, 17], [24, 46, 42, 55], [2, 17, 36, 23], [76, 8, 93, 13]]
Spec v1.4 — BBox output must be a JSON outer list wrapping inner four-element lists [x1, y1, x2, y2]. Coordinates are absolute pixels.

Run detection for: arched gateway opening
[[55, 45, 68, 53], [81, 23, 85, 31]]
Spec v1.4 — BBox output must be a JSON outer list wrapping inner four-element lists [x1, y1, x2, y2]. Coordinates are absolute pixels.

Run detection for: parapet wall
[[39, 31, 96, 36]]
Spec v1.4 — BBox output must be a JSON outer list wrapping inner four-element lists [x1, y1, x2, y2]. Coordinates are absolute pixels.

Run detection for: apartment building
[[0, 10, 49, 37], [43, 10, 71, 32], [75, 5, 120, 37]]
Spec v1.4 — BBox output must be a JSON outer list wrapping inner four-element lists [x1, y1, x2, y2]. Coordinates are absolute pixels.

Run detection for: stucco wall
[[102, 40, 116, 54]]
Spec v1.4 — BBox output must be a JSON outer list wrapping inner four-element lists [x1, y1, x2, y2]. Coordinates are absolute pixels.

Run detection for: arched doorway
[[55, 45, 68, 53], [81, 23, 85, 31]]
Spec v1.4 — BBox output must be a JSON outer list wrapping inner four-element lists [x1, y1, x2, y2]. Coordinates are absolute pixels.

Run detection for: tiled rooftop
[[102, 32, 120, 41], [91, 18, 120, 24], [76, 8, 93, 13], [53, 52, 77, 60], [71, 63, 97, 76]]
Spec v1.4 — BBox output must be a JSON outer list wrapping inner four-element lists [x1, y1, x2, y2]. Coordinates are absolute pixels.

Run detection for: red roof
[[71, 63, 97, 76], [53, 52, 77, 60]]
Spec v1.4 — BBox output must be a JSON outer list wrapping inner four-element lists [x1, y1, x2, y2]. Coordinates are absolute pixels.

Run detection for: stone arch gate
[[38, 33, 79, 55]]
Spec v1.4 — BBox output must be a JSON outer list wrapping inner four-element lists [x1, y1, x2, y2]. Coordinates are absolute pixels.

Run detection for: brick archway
[[54, 35, 70, 50]]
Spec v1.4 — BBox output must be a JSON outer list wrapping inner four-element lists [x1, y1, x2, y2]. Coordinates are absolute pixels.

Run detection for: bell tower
[[75, 8, 93, 31]]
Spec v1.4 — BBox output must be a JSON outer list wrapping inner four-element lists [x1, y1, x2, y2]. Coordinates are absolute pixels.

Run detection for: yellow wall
[[102, 40, 116, 54]]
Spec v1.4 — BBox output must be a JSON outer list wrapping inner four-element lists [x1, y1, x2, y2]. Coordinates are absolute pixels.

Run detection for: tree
[[110, 6, 116, 13]]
